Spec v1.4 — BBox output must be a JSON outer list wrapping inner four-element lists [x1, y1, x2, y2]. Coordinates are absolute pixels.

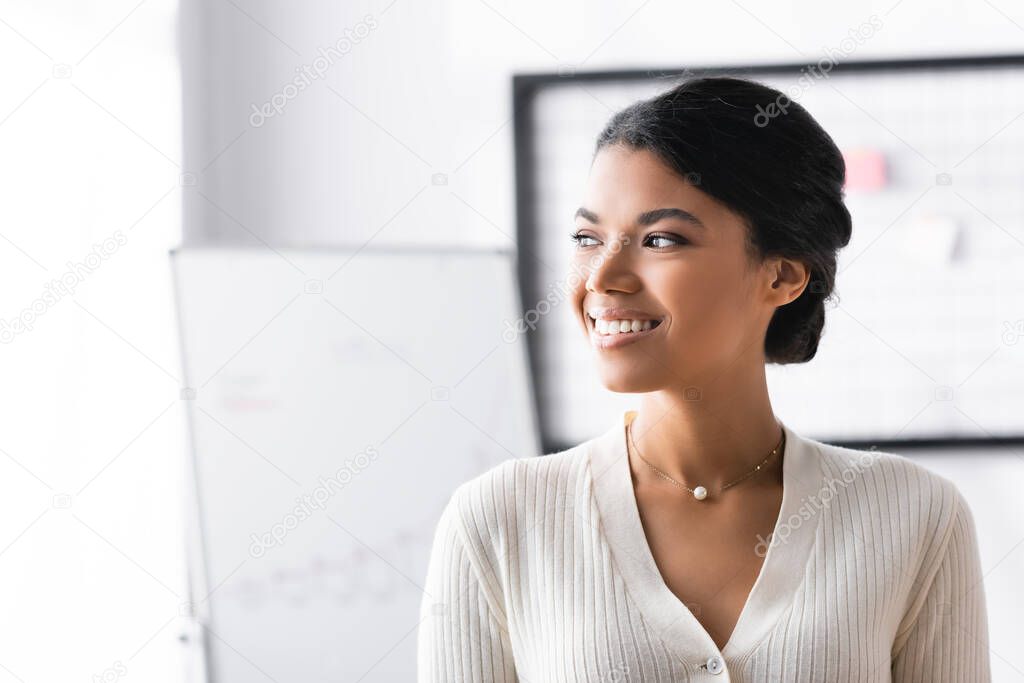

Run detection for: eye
[[645, 233, 687, 249], [569, 231, 599, 248]]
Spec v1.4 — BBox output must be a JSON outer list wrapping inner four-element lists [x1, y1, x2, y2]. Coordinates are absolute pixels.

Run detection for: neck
[[628, 367, 783, 492]]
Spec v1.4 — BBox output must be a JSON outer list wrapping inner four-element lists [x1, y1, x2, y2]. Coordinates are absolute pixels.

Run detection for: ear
[[767, 257, 810, 306]]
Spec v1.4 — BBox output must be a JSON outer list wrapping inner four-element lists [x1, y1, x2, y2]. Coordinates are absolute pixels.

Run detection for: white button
[[706, 655, 725, 674]]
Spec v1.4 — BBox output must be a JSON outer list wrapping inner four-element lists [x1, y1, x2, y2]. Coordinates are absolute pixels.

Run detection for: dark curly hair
[[594, 75, 853, 364]]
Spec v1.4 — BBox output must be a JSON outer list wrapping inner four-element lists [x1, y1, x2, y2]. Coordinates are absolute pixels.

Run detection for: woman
[[417, 76, 990, 682]]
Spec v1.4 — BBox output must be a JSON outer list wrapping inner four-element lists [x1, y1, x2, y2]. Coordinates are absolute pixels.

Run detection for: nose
[[584, 234, 638, 294]]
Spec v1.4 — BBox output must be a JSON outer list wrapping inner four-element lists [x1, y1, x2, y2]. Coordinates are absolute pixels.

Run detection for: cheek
[[568, 267, 588, 323], [569, 266, 586, 306], [661, 265, 751, 334]]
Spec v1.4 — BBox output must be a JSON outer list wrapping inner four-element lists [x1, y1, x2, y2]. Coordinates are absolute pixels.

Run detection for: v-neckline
[[588, 409, 824, 664]]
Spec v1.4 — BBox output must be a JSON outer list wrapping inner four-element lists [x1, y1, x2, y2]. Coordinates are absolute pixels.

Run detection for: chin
[[595, 366, 663, 394]]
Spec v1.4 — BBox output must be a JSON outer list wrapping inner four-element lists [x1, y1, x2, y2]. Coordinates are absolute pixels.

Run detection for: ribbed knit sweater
[[417, 409, 990, 682]]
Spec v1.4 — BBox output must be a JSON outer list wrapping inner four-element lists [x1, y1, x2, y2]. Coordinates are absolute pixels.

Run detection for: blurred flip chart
[[171, 246, 540, 682]]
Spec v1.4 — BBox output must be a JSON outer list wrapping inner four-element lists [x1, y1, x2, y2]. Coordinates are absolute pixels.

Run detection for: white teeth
[[593, 318, 658, 335]]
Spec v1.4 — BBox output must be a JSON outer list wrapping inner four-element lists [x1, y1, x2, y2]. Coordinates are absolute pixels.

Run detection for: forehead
[[582, 145, 735, 229]]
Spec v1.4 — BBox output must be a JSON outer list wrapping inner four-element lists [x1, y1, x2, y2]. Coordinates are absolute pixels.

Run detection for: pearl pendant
[[693, 485, 708, 500]]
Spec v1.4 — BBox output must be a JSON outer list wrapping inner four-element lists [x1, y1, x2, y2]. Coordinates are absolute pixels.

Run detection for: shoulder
[[808, 437, 974, 554], [438, 442, 591, 548], [448, 443, 591, 517]]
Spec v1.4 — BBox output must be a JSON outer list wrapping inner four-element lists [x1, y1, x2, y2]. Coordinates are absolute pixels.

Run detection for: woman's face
[[569, 144, 787, 393]]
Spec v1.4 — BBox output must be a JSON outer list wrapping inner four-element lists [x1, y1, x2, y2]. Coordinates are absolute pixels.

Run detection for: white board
[[522, 63, 1024, 446], [170, 246, 541, 681]]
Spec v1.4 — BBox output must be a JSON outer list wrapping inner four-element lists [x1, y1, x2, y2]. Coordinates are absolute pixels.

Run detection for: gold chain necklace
[[626, 419, 785, 501]]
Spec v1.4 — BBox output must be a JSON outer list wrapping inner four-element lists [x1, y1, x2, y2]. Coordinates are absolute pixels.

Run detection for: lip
[[585, 308, 665, 350], [587, 307, 663, 321]]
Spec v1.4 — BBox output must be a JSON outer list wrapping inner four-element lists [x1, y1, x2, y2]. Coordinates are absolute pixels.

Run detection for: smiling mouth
[[587, 314, 664, 337]]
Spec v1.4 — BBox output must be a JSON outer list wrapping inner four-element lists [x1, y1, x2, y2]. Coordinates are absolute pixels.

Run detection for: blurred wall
[[0, 1, 185, 681], [179, 0, 1024, 248]]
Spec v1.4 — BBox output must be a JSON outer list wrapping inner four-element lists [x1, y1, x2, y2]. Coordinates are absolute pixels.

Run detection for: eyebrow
[[573, 207, 706, 230]]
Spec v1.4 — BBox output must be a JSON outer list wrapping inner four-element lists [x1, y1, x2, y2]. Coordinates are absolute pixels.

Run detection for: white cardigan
[[417, 409, 990, 682]]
